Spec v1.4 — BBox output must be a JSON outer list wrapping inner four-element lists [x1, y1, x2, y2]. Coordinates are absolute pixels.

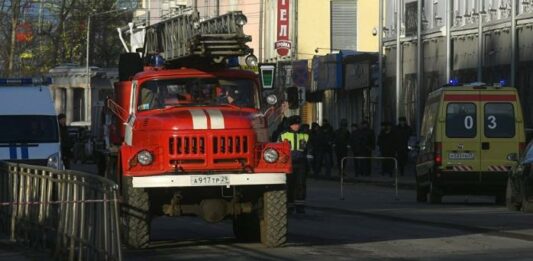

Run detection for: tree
[[0, 0, 133, 77]]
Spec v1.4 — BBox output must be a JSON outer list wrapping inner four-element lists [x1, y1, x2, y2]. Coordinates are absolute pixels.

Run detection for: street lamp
[[85, 7, 130, 125]]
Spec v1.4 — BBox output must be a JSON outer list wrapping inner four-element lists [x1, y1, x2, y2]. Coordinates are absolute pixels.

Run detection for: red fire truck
[[101, 11, 291, 248]]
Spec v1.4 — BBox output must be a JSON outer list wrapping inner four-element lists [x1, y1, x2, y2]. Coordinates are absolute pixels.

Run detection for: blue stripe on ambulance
[[9, 144, 17, 159], [21, 145, 28, 159]]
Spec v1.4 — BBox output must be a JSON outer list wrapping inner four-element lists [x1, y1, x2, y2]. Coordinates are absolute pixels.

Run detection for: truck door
[[441, 91, 481, 176], [480, 92, 518, 174], [125, 81, 138, 146]]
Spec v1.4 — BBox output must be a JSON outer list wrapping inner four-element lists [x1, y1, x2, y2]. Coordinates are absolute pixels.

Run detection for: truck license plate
[[448, 152, 474, 160], [190, 175, 230, 186]]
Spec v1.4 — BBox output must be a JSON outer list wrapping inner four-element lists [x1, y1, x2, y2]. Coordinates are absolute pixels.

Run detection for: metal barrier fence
[[340, 156, 399, 201], [0, 162, 122, 261]]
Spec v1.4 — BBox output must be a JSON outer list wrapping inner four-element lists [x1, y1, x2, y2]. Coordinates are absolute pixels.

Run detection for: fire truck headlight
[[263, 148, 279, 163], [137, 150, 153, 166], [235, 14, 248, 26]]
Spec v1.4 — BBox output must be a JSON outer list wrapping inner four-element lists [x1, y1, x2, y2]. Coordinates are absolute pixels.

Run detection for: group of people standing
[[274, 115, 413, 213]]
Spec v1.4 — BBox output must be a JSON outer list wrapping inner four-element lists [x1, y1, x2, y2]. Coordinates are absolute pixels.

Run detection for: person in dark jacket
[[308, 122, 323, 176], [395, 117, 413, 176], [355, 121, 375, 176], [320, 119, 334, 177], [378, 121, 396, 176], [271, 116, 289, 142], [349, 123, 359, 176], [334, 119, 350, 170], [58, 113, 73, 169]]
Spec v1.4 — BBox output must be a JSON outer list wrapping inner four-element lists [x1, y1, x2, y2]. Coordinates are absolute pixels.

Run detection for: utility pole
[[395, 0, 402, 121]]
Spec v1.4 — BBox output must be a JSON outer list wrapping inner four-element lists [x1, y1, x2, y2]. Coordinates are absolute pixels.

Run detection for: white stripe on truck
[[189, 109, 208, 130]]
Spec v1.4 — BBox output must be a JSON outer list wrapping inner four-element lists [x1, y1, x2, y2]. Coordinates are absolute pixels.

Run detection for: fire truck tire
[[260, 189, 287, 248], [233, 213, 260, 242], [119, 53, 143, 81], [121, 176, 151, 249]]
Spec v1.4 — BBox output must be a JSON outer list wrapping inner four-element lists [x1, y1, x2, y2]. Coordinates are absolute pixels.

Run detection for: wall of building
[[383, 0, 533, 130], [356, 0, 379, 52], [297, 0, 330, 60]]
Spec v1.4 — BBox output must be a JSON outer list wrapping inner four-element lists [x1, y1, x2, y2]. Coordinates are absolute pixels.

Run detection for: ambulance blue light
[[449, 79, 459, 86], [0, 77, 51, 86], [226, 56, 240, 68], [499, 79, 507, 87]]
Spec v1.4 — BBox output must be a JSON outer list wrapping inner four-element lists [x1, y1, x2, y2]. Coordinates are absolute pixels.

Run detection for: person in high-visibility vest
[[279, 115, 312, 213]]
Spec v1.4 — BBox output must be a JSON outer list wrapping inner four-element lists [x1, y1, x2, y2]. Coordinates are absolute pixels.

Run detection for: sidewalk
[[0, 236, 49, 261], [308, 161, 417, 190]]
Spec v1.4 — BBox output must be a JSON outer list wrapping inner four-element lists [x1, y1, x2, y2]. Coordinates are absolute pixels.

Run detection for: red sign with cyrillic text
[[275, 0, 291, 57]]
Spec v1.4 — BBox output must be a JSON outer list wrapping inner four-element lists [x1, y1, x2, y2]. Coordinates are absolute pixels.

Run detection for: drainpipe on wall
[[377, 0, 383, 134], [416, 0, 422, 139], [511, 0, 517, 86], [446, 0, 451, 82], [477, 0, 483, 82]]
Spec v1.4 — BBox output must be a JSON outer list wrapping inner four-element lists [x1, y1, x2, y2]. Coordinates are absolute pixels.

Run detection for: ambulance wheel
[[428, 182, 442, 204], [121, 176, 151, 249], [260, 189, 287, 248]]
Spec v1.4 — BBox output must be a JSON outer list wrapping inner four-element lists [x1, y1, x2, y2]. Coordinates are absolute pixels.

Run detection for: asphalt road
[[121, 179, 533, 260]]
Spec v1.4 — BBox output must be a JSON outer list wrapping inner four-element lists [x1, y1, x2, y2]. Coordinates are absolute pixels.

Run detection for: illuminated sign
[[275, 0, 291, 57]]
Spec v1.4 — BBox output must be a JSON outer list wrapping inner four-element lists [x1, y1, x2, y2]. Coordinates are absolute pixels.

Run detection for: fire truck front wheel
[[121, 176, 151, 249], [260, 189, 288, 248]]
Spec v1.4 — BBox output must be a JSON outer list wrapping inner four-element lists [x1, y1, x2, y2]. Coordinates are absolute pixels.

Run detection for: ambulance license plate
[[190, 175, 230, 186], [448, 152, 474, 160]]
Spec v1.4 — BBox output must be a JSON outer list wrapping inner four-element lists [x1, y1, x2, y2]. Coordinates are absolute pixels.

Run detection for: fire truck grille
[[212, 135, 249, 155], [169, 136, 206, 155]]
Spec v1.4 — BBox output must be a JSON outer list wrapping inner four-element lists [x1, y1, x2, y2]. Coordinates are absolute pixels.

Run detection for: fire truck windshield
[[137, 78, 259, 111]]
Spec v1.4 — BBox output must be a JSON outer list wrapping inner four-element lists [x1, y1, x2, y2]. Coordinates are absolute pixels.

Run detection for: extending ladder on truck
[[143, 11, 253, 64]]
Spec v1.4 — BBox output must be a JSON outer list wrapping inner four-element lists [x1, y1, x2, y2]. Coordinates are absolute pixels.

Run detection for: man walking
[[58, 113, 73, 169], [356, 121, 375, 176], [280, 115, 310, 213], [378, 121, 396, 176], [349, 123, 359, 176], [334, 119, 350, 171], [395, 117, 412, 176], [309, 122, 323, 176], [320, 119, 334, 177]]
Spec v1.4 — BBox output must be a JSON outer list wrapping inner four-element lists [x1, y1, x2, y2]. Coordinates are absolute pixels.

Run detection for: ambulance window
[[484, 103, 515, 138], [446, 103, 476, 138]]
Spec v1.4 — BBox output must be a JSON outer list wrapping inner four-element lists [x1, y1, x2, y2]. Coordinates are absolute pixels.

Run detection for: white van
[[0, 80, 62, 169]]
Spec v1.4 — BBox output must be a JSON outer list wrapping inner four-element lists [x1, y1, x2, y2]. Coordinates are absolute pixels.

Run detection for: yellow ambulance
[[416, 84, 525, 203]]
